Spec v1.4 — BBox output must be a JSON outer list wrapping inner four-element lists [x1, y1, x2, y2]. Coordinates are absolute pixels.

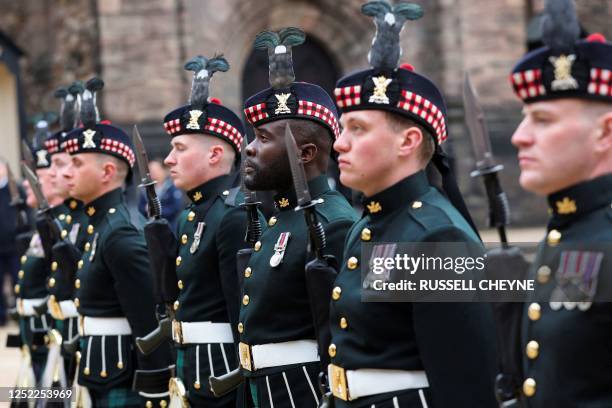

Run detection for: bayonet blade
[[7, 166, 23, 206], [21, 163, 50, 213], [463, 74, 497, 171], [132, 125, 155, 188], [284, 123, 312, 207], [239, 136, 257, 204], [21, 140, 35, 172]]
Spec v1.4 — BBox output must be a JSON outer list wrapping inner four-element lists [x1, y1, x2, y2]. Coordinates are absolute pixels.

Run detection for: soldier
[[508, 0, 612, 405], [40, 82, 88, 389], [62, 78, 172, 406], [158, 55, 251, 407], [327, 1, 497, 407], [238, 28, 358, 407]]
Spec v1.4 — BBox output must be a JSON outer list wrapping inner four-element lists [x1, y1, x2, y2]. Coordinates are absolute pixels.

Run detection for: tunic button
[[87, 225, 94, 235], [332, 287, 342, 301], [160, 401, 167, 408], [254, 241, 262, 251], [223, 190, 230, 196], [244, 267, 252, 278], [108, 208, 116, 214], [14, 284, 20, 294], [178, 280, 184, 289], [547, 229, 561, 245], [20, 255, 27, 264], [526, 340, 539, 359], [361, 228, 371, 241], [66, 215, 73, 224], [176, 256, 182, 266], [238, 322, 244, 333], [74, 298, 80, 307], [347, 257, 358, 270], [75, 279, 81, 289], [528, 303, 541, 321], [18, 270, 24, 279], [61, 230, 68, 239], [268, 217, 277, 227], [242, 295, 250, 306], [523, 378, 536, 397], [328, 344, 337, 358], [59, 214, 66, 221], [187, 211, 196, 222], [340, 317, 348, 329], [181, 234, 188, 245], [48, 278, 56, 288], [146, 401, 153, 408], [85, 242, 91, 252], [411, 201, 423, 209], [78, 260, 84, 269], [537, 265, 551, 284], [51, 261, 58, 271], [173, 301, 179, 310]]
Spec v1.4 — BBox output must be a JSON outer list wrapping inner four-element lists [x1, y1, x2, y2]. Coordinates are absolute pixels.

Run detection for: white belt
[[79, 316, 132, 336], [48, 298, 79, 319], [239, 339, 319, 371], [172, 321, 233, 344], [17, 298, 47, 316], [328, 364, 429, 401]]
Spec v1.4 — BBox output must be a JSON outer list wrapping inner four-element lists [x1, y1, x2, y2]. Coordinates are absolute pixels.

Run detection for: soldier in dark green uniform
[[13, 117, 63, 388], [63, 78, 172, 407], [41, 82, 89, 388], [508, 0, 612, 405], [159, 55, 251, 407], [326, 2, 497, 407], [238, 28, 358, 407]]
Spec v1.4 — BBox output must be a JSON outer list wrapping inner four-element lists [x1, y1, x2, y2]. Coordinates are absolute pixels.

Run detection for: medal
[[190, 222, 206, 254], [270, 232, 291, 267]]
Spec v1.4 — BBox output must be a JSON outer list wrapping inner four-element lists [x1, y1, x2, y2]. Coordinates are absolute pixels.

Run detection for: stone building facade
[[1, 0, 611, 227]]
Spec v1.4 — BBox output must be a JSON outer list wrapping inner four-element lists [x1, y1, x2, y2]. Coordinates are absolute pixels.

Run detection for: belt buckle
[[239, 342, 253, 371], [78, 316, 85, 336], [48, 297, 64, 320], [172, 320, 183, 344], [329, 364, 349, 401], [168, 377, 188, 408]]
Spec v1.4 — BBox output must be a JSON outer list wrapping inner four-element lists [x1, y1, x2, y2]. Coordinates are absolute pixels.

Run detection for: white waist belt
[[172, 321, 233, 344], [252, 340, 319, 370], [328, 365, 429, 401], [48, 299, 79, 319], [17, 298, 47, 316], [79, 316, 132, 336]]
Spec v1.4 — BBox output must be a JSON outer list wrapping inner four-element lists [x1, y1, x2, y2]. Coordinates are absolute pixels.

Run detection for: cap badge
[[36, 150, 49, 167], [274, 93, 292, 115], [186, 110, 204, 130], [82, 129, 97, 148], [549, 54, 578, 91], [369, 76, 392, 104]]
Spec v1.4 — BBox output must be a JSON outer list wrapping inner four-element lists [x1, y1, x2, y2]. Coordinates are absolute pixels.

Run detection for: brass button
[[20, 255, 27, 264], [537, 265, 551, 284], [59, 214, 66, 221], [361, 228, 371, 241], [238, 322, 244, 333], [18, 270, 24, 279], [223, 190, 230, 196], [412, 201, 423, 209], [194, 381, 201, 390], [244, 267, 252, 278], [160, 401, 167, 408], [51, 261, 58, 271], [74, 298, 80, 307], [523, 378, 536, 397], [14, 284, 20, 294], [268, 217, 277, 227], [347, 257, 358, 270], [66, 215, 72, 224], [108, 208, 116, 214], [526, 340, 539, 359], [61, 229, 68, 239], [83, 367, 90, 375], [242, 294, 250, 306], [48, 278, 56, 288], [85, 242, 91, 252], [340, 317, 348, 329], [528, 303, 541, 321], [176, 256, 182, 266], [254, 241, 262, 251], [173, 300, 179, 310], [78, 260, 84, 269], [187, 211, 196, 222], [75, 279, 81, 289], [100, 370, 108, 378], [547, 229, 561, 245], [181, 234, 188, 245], [332, 286, 342, 301], [117, 361, 124, 369], [146, 401, 153, 408], [328, 343, 337, 358], [178, 280, 184, 290], [87, 225, 94, 234]]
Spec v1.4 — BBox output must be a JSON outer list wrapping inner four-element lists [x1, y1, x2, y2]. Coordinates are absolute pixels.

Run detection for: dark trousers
[[0, 253, 19, 323], [247, 362, 322, 408], [334, 388, 433, 408]]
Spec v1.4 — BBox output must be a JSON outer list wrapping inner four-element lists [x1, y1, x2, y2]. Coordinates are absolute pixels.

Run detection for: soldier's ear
[[208, 144, 225, 165], [594, 110, 612, 154], [299, 142, 318, 164], [397, 125, 423, 159]]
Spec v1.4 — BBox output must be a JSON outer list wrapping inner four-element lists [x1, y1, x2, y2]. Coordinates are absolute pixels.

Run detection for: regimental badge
[[556, 197, 577, 215], [369, 75, 392, 104], [89, 233, 99, 262], [82, 129, 97, 148], [270, 232, 291, 267], [278, 197, 290, 208], [549, 54, 579, 91], [192, 191, 203, 202], [549, 250, 604, 312], [274, 93, 292, 115], [36, 150, 49, 167], [366, 201, 382, 214], [190, 222, 206, 254], [186, 110, 203, 130], [87, 206, 96, 217]]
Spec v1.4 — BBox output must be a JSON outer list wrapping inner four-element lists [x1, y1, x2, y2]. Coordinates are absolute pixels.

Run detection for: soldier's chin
[[519, 171, 549, 196], [338, 171, 360, 192]]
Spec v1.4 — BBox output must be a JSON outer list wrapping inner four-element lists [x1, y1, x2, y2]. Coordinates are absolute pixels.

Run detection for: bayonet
[[22, 164, 51, 214], [132, 125, 162, 219], [463, 74, 510, 245], [7, 166, 28, 231], [22, 140, 35, 173]]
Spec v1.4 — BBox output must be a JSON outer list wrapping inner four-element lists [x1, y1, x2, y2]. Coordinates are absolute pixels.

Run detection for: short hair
[[96, 154, 129, 183], [384, 112, 436, 163], [289, 119, 332, 153]]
